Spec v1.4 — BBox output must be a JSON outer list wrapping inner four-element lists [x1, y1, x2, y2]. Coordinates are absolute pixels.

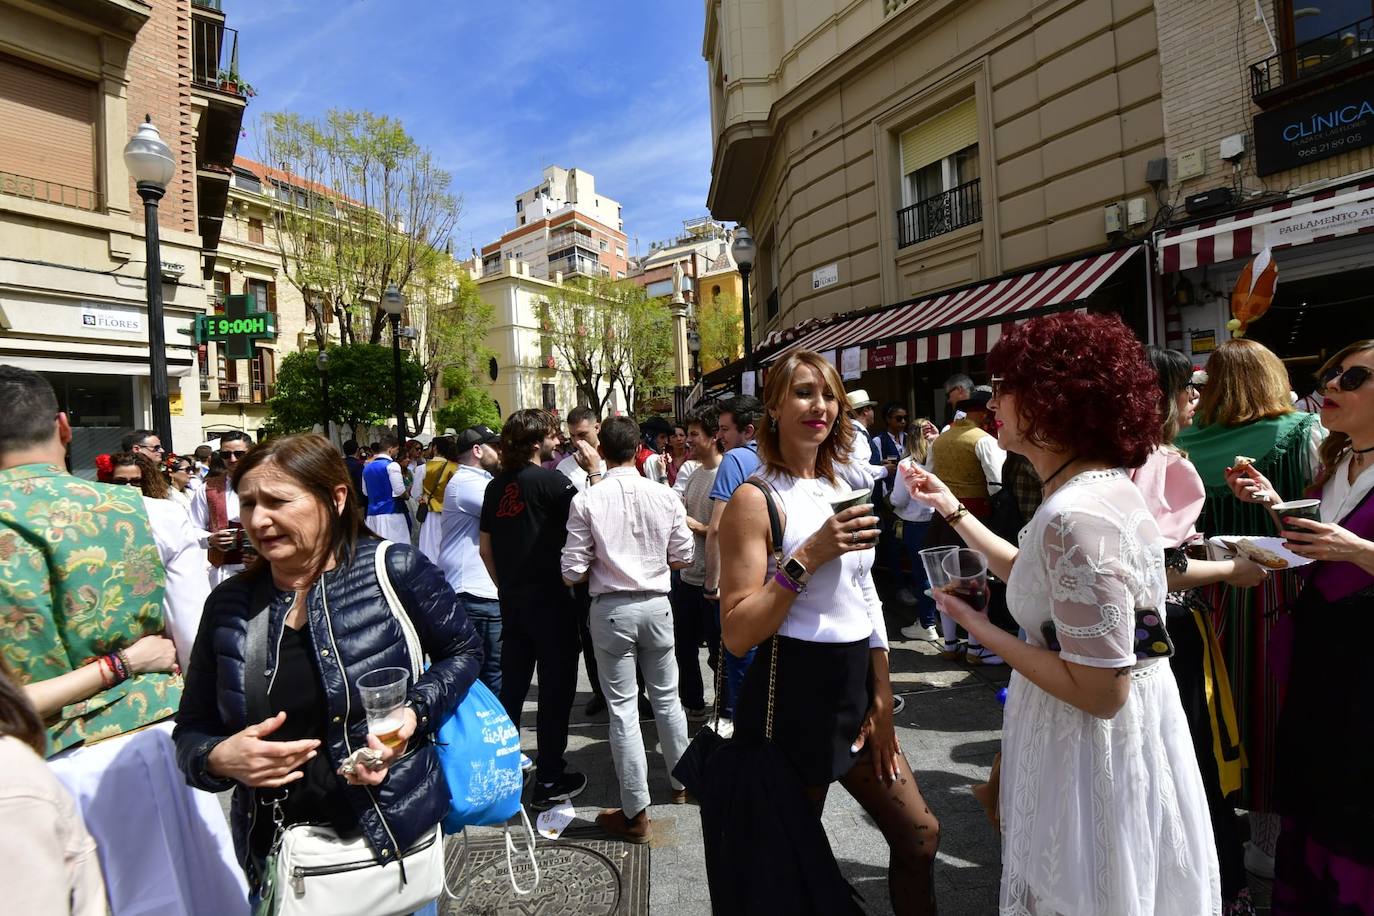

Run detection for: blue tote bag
[[435, 679, 523, 832]]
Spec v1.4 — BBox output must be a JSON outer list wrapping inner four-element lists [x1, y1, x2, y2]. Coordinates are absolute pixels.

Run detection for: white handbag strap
[[374, 540, 424, 679]]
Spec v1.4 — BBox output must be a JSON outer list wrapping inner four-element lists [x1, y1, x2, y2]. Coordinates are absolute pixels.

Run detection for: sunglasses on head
[[1320, 365, 1373, 392]]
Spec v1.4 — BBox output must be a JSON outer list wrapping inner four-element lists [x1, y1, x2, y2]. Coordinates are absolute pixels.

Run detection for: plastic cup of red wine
[[940, 548, 990, 612]]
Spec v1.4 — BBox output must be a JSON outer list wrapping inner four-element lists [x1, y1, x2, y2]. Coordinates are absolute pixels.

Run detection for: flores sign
[[1255, 76, 1374, 176]]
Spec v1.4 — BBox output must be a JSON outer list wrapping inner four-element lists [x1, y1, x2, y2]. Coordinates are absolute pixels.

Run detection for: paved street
[[451, 605, 1011, 915]]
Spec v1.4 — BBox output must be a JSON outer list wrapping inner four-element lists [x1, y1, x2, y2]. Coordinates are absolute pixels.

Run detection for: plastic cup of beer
[[357, 667, 409, 751], [940, 548, 991, 612]]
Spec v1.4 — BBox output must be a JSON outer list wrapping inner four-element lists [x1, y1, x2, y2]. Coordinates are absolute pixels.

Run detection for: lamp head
[[316, 349, 331, 371], [380, 285, 406, 317], [730, 226, 755, 272], [123, 115, 175, 190], [687, 329, 701, 353]]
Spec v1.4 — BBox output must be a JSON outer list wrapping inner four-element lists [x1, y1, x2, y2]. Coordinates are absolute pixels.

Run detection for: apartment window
[[897, 99, 982, 247], [616, 245, 625, 258], [515, 198, 523, 212], [245, 277, 276, 313], [0, 54, 98, 209], [599, 238, 609, 252], [232, 168, 261, 193], [247, 217, 265, 245], [542, 383, 557, 412], [212, 272, 230, 311], [1279, 0, 1373, 48], [712, 285, 721, 298], [617, 271, 626, 279]]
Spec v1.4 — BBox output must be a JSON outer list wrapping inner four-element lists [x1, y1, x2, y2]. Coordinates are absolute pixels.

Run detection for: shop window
[[247, 217, 264, 245], [897, 99, 982, 247]]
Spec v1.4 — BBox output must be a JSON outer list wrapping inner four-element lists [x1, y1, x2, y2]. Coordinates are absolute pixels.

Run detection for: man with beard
[[439, 425, 503, 694], [479, 409, 586, 808]]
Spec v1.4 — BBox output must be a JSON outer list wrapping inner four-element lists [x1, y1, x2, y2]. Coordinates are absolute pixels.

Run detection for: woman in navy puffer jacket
[[173, 433, 482, 905]]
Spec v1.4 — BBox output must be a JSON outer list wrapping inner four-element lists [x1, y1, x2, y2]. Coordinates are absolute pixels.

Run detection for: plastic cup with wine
[[357, 667, 409, 752], [940, 548, 990, 612]]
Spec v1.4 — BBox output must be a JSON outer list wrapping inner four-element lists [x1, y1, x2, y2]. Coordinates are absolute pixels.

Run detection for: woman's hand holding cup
[[802, 504, 879, 567]]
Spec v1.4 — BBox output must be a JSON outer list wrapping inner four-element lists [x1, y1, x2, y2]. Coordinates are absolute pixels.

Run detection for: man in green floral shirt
[[0, 366, 181, 754]]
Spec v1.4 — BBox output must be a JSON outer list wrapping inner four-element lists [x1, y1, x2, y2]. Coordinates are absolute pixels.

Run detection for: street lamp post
[[380, 285, 407, 441], [731, 227, 757, 373], [686, 328, 702, 381], [316, 348, 331, 443], [123, 116, 176, 448]]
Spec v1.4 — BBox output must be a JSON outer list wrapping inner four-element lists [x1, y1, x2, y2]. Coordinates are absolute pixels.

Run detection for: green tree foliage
[[256, 109, 463, 347], [434, 372, 502, 434], [612, 294, 675, 417], [269, 343, 424, 440], [697, 292, 743, 373], [409, 269, 493, 434], [544, 277, 616, 416]]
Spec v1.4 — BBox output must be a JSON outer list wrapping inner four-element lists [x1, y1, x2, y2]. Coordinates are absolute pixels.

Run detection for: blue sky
[[232, 0, 714, 259]]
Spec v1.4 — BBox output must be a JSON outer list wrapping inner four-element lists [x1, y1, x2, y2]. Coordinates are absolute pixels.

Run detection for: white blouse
[[759, 471, 888, 650], [1319, 452, 1374, 523]]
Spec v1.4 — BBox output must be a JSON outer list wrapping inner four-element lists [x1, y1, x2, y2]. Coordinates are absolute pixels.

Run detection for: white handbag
[[271, 822, 443, 916], [251, 543, 446, 916]]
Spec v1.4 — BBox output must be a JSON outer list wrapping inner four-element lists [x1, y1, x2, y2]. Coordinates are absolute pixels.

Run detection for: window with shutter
[[896, 99, 983, 246], [899, 99, 978, 180], [247, 218, 265, 244], [0, 54, 98, 209]]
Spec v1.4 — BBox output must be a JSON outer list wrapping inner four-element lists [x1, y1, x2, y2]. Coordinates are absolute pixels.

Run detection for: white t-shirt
[[438, 465, 498, 600], [556, 453, 607, 493]]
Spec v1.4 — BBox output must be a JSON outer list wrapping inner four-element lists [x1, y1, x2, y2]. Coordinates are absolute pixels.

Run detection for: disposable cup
[[940, 548, 991, 613], [1273, 499, 1321, 524], [828, 488, 871, 515], [919, 546, 958, 590], [357, 667, 408, 750]]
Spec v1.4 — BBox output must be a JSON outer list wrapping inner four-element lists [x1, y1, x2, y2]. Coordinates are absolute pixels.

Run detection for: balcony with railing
[[217, 382, 273, 403], [1, 170, 100, 212], [1251, 15, 1374, 104], [549, 252, 602, 277], [897, 179, 982, 248], [192, 19, 247, 98]]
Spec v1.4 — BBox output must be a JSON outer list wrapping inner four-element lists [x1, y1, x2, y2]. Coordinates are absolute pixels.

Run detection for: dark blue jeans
[[901, 519, 937, 628], [701, 590, 755, 719], [459, 593, 502, 697]]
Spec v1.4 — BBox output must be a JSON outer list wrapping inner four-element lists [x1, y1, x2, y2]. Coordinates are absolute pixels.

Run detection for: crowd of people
[[0, 310, 1370, 914]]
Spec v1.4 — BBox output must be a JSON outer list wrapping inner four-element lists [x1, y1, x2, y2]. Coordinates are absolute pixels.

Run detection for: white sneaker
[[1244, 842, 1275, 879], [896, 588, 918, 607], [899, 623, 927, 641]]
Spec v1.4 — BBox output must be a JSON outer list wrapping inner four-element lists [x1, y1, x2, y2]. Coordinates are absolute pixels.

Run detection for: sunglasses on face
[[114, 477, 143, 486], [142, 443, 165, 453], [219, 449, 247, 461], [1320, 365, 1374, 392]]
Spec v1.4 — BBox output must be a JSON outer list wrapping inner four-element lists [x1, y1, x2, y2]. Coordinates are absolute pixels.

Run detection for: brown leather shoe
[[670, 788, 692, 805], [596, 808, 652, 844]]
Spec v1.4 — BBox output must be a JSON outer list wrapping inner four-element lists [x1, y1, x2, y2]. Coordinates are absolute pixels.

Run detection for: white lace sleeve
[[1040, 508, 1137, 669]]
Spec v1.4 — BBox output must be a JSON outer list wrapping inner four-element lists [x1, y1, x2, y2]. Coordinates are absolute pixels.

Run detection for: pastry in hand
[[1234, 538, 1288, 570]]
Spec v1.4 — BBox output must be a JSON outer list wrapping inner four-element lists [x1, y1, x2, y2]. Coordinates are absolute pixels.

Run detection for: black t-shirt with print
[[479, 463, 577, 602]]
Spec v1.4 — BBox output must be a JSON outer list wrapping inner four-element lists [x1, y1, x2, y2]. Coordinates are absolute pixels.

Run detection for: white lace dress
[[1000, 470, 1221, 915]]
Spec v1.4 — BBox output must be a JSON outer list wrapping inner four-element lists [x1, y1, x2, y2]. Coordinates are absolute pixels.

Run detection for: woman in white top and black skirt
[[718, 349, 939, 915]]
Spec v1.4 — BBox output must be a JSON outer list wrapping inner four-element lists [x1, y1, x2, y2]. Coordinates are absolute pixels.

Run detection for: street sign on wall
[[194, 294, 276, 360], [1255, 76, 1374, 176]]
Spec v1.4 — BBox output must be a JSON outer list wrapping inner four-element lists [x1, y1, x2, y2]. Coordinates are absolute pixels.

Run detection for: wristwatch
[[781, 555, 812, 587]]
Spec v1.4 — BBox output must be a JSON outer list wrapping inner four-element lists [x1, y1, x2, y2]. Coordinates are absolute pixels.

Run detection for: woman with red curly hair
[[903, 313, 1220, 914]]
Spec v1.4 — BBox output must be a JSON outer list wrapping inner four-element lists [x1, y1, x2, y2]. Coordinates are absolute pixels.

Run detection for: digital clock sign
[[194, 294, 276, 359]]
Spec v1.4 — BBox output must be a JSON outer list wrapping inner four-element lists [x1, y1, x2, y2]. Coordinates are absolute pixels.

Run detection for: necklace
[[1040, 456, 1078, 490], [1353, 443, 1374, 466]]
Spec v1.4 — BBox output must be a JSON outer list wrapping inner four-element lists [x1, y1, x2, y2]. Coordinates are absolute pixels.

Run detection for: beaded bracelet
[[116, 648, 133, 681], [107, 652, 127, 684]]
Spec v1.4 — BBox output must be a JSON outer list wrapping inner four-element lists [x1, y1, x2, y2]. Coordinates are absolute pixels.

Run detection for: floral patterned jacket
[[0, 463, 181, 755]]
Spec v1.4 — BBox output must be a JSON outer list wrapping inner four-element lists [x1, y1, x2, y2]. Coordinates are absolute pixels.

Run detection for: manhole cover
[[440, 831, 649, 915]]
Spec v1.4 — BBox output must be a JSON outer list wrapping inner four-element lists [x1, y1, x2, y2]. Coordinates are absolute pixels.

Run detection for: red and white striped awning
[[1156, 181, 1374, 273], [762, 246, 1141, 365]]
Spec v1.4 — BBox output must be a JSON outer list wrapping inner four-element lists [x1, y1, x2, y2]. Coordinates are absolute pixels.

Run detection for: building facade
[[703, 0, 1166, 418], [0, 0, 247, 473], [480, 165, 630, 283], [471, 258, 618, 419], [1152, 0, 1374, 386]]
